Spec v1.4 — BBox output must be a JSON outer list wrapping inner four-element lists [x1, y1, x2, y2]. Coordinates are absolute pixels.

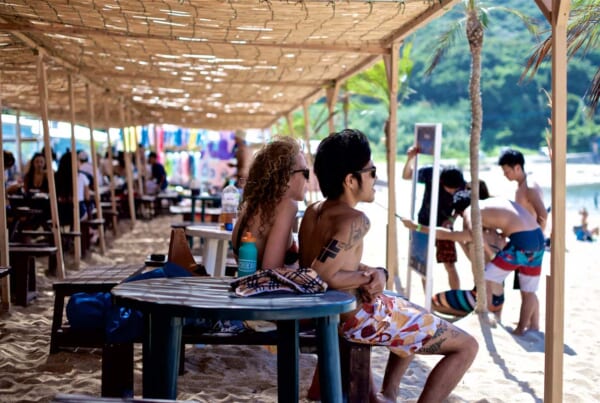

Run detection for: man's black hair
[[452, 190, 472, 215], [314, 129, 371, 199], [440, 167, 465, 189], [148, 151, 158, 159], [498, 148, 524, 168]]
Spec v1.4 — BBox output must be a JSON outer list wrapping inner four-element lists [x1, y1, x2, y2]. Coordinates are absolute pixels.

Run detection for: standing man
[[300, 129, 478, 402], [498, 148, 547, 331], [402, 145, 465, 289], [146, 151, 168, 194], [498, 149, 547, 232], [230, 130, 252, 188]]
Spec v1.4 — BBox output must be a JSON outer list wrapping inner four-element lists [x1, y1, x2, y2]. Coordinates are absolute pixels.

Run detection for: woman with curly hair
[[232, 136, 309, 269]]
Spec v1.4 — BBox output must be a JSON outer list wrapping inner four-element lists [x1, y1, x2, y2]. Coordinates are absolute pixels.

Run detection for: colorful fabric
[[231, 267, 327, 296], [435, 239, 457, 263], [432, 288, 505, 316], [342, 294, 442, 357]]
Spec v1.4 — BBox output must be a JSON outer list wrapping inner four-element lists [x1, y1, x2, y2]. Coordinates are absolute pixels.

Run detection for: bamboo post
[[133, 123, 145, 196], [383, 42, 400, 292], [120, 102, 136, 228], [67, 75, 81, 269], [15, 110, 22, 174], [0, 72, 11, 311], [104, 100, 119, 236], [86, 83, 106, 254], [37, 53, 65, 279], [325, 81, 340, 134], [544, 0, 569, 401], [302, 102, 315, 204]]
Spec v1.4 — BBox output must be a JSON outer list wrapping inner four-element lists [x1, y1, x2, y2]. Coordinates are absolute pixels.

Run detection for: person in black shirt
[[402, 144, 465, 289]]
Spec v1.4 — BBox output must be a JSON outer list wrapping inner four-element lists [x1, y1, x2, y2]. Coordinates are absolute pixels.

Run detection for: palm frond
[[424, 18, 466, 76]]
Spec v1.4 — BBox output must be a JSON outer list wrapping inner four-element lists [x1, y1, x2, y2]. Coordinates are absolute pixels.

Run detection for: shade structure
[[0, 0, 459, 130]]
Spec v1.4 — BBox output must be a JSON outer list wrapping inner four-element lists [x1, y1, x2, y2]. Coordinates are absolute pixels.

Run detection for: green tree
[[524, 0, 600, 116], [425, 1, 538, 313]]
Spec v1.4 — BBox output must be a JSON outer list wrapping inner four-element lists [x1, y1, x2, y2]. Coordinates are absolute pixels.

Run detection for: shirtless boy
[[299, 129, 477, 402], [403, 192, 545, 335], [498, 148, 546, 329]]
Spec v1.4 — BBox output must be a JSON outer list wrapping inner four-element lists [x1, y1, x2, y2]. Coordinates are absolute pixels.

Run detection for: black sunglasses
[[355, 166, 376, 179], [291, 168, 310, 180]]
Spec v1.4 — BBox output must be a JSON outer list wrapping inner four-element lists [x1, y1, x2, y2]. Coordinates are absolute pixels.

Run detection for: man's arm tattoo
[[317, 215, 370, 263], [317, 239, 342, 262]]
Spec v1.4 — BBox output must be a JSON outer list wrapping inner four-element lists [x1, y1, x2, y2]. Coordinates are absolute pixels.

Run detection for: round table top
[[112, 277, 356, 321], [186, 224, 232, 239]]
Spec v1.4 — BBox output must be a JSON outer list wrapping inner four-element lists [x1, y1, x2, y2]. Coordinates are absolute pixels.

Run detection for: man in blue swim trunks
[[403, 190, 545, 335]]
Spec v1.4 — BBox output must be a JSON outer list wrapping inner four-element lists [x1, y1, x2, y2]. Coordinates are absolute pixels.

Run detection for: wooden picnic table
[[112, 277, 356, 402]]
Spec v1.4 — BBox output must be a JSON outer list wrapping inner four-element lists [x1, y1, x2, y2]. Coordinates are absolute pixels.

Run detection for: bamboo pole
[[120, 102, 136, 228], [133, 123, 145, 196], [544, 0, 569, 401], [302, 102, 315, 204], [0, 72, 11, 311], [15, 110, 22, 174], [37, 53, 65, 279], [325, 81, 340, 134], [384, 42, 400, 292], [104, 100, 119, 237], [67, 75, 81, 269], [86, 83, 106, 254]]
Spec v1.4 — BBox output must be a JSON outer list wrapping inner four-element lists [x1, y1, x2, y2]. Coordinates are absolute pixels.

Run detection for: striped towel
[[231, 267, 327, 297]]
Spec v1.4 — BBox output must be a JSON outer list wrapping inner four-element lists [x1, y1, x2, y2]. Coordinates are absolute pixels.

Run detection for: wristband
[[377, 267, 389, 282], [416, 224, 422, 233]]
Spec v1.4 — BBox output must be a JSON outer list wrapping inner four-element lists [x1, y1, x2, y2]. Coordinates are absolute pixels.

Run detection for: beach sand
[[2, 161, 600, 402]]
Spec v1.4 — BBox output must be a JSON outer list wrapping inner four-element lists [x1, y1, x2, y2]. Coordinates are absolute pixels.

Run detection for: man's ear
[[343, 172, 355, 189]]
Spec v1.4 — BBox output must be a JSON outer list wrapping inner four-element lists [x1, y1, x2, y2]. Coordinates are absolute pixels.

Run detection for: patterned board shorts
[[342, 294, 443, 357]]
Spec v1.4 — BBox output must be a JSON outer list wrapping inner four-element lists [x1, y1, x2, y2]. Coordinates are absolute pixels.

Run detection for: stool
[[9, 245, 58, 306]]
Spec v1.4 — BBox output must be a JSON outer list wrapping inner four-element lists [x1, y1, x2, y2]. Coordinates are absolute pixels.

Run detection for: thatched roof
[[0, 0, 458, 130]]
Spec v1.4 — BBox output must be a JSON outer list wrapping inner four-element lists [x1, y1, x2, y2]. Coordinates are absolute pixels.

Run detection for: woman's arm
[[261, 198, 297, 269]]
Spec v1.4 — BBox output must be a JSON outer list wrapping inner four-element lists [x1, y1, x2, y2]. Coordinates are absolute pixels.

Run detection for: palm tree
[[425, 1, 538, 313], [524, 0, 599, 116]]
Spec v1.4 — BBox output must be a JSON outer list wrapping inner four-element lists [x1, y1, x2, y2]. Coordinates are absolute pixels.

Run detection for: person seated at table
[[300, 129, 478, 402], [232, 136, 309, 269], [55, 150, 92, 224], [22, 152, 49, 194]]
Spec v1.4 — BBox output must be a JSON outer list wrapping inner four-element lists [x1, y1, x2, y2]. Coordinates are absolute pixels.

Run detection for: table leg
[[203, 238, 218, 276], [316, 315, 343, 403], [142, 312, 183, 399], [214, 240, 228, 277], [277, 319, 299, 402]]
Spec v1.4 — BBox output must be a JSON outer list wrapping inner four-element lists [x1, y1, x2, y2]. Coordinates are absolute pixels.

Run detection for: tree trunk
[[466, 8, 487, 313]]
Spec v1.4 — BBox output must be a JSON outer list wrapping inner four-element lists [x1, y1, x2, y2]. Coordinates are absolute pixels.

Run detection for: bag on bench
[[66, 262, 193, 343]]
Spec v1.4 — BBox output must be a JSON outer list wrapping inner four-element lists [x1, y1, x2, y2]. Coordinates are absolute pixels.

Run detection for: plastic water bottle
[[238, 232, 258, 277], [220, 179, 239, 231]]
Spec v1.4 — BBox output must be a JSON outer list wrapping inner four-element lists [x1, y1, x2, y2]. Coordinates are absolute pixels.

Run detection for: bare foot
[[372, 391, 397, 403], [512, 326, 527, 335]]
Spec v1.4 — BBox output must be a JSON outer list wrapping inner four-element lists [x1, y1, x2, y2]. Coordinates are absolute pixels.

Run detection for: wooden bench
[[101, 325, 371, 401], [136, 195, 157, 220], [49, 263, 146, 354], [80, 218, 106, 255], [9, 244, 58, 306]]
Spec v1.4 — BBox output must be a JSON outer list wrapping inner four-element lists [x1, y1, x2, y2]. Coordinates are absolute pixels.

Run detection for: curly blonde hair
[[240, 136, 300, 236]]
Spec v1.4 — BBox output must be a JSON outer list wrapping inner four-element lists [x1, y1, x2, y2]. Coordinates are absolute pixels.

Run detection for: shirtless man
[[300, 129, 478, 402], [498, 149, 546, 330], [403, 192, 545, 335]]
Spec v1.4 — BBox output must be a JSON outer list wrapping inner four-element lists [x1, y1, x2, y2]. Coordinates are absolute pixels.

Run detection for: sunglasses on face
[[355, 166, 377, 179], [291, 168, 310, 180]]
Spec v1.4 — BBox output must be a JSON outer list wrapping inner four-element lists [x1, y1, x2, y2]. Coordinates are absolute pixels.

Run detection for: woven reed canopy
[[0, 0, 458, 130]]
